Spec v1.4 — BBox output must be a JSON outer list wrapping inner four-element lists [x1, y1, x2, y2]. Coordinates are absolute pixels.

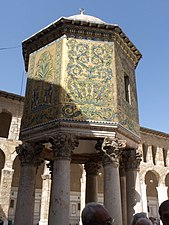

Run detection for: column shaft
[[13, 142, 43, 225], [39, 164, 51, 225], [104, 163, 122, 225], [85, 161, 100, 204], [14, 164, 37, 225], [48, 159, 70, 225], [86, 175, 98, 203], [123, 149, 142, 225], [47, 133, 79, 225], [141, 182, 148, 213], [100, 137, 126, 225], [126, 169, 143, 224], [120, 169, 127, 225], [79, 166, 86, 225]]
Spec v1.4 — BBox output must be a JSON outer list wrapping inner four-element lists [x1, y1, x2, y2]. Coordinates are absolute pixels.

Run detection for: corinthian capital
[[16, 142, 44, 166], [49, 133, 79, 159], [101, 137, 126, 166], [85, 161, 101, 175], [122, 149, 142, 170]]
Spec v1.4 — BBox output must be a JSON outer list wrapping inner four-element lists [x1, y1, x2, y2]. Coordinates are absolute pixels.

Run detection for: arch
[[0, 149, 5, 186], [145, 170, 160, 187], [165, 173, 169, 198], [145, 170, 159, 219], [0, 111, 12, 138]]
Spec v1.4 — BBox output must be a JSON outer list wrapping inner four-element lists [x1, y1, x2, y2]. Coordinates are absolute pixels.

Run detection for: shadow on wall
[[0, 111, 12, 138], [20, 76, 113, 134]]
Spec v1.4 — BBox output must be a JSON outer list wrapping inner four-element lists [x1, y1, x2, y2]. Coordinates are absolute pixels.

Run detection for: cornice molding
[[22, 17, 142, 71], [0, 90, 24, 102], [140, 126, 169, 139], [20, 119, 140, 146]]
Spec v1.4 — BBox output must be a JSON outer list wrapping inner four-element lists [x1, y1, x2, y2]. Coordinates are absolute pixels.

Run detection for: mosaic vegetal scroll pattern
[[65, 39, 114, 121], [22, 41, 62, 129]]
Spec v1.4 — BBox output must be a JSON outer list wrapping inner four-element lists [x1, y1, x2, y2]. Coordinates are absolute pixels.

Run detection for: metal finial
[[79, 8, 85, 15]]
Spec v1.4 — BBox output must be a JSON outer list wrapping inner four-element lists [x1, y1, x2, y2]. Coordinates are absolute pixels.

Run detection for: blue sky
[[0, 0, 169, 133]]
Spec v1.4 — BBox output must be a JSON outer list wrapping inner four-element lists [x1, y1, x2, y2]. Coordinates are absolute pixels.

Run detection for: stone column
[[140, 181, 148, 213], [14, 142, 43, 225], [123, 149, 142, 225], [0, 168, 14, 225], [157, 183, 168, 205], [39, 161, 51, 225], [85, 161, 101, 203], [101, 137, 126, 225], [119, 166, 127, 225], [79, 165, 86, 225], [48, 133, 79, 225]]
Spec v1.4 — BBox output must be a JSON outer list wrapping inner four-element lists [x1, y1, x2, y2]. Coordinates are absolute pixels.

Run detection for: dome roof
[[68, 11, 106, 24]]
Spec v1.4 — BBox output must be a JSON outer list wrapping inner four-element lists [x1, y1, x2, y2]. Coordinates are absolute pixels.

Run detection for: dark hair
[[82, 202, 112, 225], [159, 199, 169, 216], [135, 218, 152, 225], [131, 212, 148, 225]]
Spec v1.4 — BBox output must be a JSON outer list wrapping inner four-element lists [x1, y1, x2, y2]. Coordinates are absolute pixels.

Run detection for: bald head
[[135, 218, 152, 225], [82, 202, 112, 225]]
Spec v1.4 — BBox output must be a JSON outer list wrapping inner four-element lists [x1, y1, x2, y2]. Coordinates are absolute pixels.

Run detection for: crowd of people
[[81, 199, 169, 225]]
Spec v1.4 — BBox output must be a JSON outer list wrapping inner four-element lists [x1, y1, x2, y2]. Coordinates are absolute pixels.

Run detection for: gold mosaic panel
[[61, 38, 117, 121], [21, 39, 62, 129]]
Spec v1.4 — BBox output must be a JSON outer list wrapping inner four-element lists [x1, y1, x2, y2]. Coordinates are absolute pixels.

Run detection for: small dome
[[68, 10, 106, 24]]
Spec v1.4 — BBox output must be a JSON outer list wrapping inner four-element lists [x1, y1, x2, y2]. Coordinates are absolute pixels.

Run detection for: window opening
[[124, 74, 131, 104]]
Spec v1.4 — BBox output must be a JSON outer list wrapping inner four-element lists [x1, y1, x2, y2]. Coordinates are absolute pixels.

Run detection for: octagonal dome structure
[[67, 13, 106, 24], [21, 11, 142, 148]]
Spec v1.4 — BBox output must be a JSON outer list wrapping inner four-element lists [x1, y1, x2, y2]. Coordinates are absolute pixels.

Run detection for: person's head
[[131, 212, 148, 225], [135, 218, 152, 225], [159, 199, 169, 225], [81, 202, 113, 225]]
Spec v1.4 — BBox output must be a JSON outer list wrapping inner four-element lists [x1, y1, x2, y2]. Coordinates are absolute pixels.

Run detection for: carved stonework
[[46, 161, 54, 177], [95, 139, 103, 152], [49, 133, 79, 159], [122, 149, 142, 170], [101, 137, 126, 166], [84, 161, 101, 175], [16, 142, 44, 166]]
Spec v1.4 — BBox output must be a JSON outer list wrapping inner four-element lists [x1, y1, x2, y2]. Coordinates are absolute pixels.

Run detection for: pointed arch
[[145, 170, 159, 219]]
